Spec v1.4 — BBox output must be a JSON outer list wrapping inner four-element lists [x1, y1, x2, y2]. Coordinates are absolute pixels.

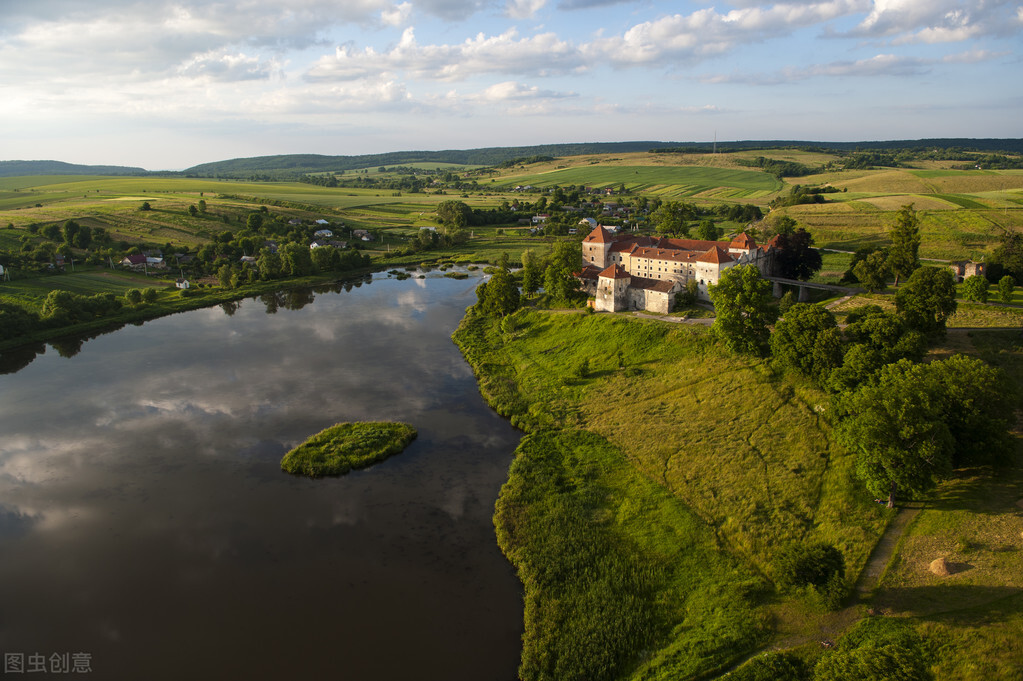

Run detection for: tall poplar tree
[[887, 204, 921, 285]]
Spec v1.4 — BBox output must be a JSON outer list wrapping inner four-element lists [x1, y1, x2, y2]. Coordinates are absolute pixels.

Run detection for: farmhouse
[[577, 224, 778, 313]]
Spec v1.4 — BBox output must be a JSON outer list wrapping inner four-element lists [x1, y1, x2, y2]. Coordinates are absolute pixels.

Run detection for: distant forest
[[3, 139, 1021, 178]]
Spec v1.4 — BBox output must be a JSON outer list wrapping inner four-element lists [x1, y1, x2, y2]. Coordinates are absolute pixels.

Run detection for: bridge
[[765, 277, 860, 302]]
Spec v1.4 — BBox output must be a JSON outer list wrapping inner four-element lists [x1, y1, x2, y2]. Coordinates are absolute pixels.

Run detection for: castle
[[577, 224, 778, 313]]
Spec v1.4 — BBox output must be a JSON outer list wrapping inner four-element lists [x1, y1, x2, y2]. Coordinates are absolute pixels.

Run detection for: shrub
[[775, 541, 846, 609], [998, 274, 1015, 303], [961, 274, 989, 303]]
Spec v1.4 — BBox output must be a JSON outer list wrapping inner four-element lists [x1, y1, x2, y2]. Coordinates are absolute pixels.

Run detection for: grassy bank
[[454, 308, 889, 679], [280, 421, 417, 477]]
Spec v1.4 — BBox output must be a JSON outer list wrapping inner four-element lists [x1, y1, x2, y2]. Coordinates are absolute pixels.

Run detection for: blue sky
[[1, 0, 1020, 170]]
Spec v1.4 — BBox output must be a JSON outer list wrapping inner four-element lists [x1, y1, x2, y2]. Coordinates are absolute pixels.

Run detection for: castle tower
[[582, 224, 614, 269], [596, 263, 631, 312]]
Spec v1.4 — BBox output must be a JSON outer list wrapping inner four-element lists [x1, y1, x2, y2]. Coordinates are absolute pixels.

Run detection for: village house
[[577, 224, 778, 313]]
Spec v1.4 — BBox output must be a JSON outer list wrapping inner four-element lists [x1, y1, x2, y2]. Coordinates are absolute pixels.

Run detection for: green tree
[[141, 288, 158, 303], [281, 243, 314, 277], [998, 274, 1015, 303], [124, 288, 143, 305], [925, 354, 1014, 466], [140, 201, 152, 211], [61, 220, 80, 245], [709, 264, 774, 356], [521, 248, 542, 297], [652, 201, 696, 237], [246, 212, 263, 231], [887, 203, 920, 285], [258, 251, 281, 280], [436, 200, 472, 228], [188, 204, 198, 217], [991, 230, 1023, 279], [673, 279, 699, 309], [217, 263, 233, 288], [543, 262, 577, 304], [961, 274, 989, 302], [895, 266, 957, 334], [772, 215, 797, 236], [770, 303, 843, 384], [851, 250, 890, 292], [477, 255, 520, 317], [827, 305, 927, 393], [198, 199, 207, 213], [837, 360, 954, 508], [775, 228, 823, 281], [695, 220, 720, 241]]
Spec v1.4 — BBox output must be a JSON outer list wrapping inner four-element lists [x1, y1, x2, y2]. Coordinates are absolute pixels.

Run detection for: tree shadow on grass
[[923, 464, 1023, 515], [875, 584, 1023, 620]]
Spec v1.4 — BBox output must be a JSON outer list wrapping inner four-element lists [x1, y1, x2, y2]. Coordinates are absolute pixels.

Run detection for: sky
[[1, 0, 1021, 170]]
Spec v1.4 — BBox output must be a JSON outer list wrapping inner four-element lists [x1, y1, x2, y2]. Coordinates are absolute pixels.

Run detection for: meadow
[[454, 307, 892, 679]]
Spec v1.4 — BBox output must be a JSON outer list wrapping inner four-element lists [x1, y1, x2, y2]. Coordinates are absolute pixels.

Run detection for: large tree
[[709, 264, 774, 356], [520, 248, 542, 297], [652, 201, 696, 237], [827, 306, 926, 393], [887, 203, 921, 285], [851, 250, 890, 292], [477, 255, 520, 317], [770, 303, 843, 384], [991, 230, 1023, 280], [436, 200, 472, 228], [837, 360, 954, 508], [775, 227, 823, 280], [895, 265, 958, 334]]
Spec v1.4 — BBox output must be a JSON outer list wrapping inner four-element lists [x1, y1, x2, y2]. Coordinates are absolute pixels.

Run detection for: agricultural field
[[493, 164, 784, 200]]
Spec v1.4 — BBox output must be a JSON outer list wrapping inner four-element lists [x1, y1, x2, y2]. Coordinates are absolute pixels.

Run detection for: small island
[[281, 422, 418, 477]]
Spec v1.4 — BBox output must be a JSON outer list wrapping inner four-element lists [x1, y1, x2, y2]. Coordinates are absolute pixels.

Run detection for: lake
[[0, 272, 523, 679]]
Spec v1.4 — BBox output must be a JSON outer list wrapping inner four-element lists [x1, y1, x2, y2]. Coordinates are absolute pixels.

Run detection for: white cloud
[[699, 48, 1006, 84], [177, 51, 282, 81], [472, 80, 578, 100], [381, 2, 414, 26], [305, 27, 581, 82], [507, 0, 548, 19], [848, 0, 1023, 43]]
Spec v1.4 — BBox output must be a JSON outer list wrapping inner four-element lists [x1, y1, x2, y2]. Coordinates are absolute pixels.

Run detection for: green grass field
[[454, 308, 891, 679]]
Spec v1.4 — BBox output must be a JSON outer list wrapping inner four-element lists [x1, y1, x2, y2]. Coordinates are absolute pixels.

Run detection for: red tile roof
[[730, 232, 757, 250], [583, 225, 613, 244], [696, 246, 735, 264], [598, 263, 630, 279]]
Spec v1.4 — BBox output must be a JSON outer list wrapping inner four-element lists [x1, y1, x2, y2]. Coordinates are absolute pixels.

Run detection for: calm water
[[0, 272, 523, 680]]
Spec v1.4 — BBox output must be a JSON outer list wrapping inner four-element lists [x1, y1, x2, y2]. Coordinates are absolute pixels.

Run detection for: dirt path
[[855, 501, 924, 597], [719, 502, 925, 675]]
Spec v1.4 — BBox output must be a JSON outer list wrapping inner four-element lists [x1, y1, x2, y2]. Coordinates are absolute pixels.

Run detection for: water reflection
[[0, 272, 522, 681]]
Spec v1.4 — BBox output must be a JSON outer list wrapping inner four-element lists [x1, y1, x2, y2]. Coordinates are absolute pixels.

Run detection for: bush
[[962, 274, 989, 303], [998, 274, 1015, 303], [775, 541, 846, 609], [726, 652, 810, 681]]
